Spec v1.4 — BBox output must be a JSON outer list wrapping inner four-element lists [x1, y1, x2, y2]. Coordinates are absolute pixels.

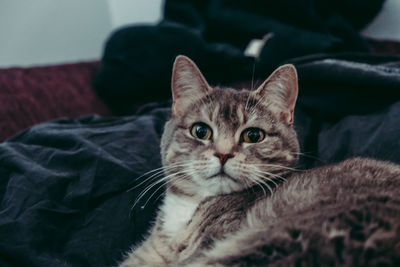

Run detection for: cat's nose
[[214, 152, 234, 166]]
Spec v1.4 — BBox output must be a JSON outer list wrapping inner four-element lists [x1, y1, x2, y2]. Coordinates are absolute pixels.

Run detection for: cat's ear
[[171, 55, 212, 116], [252, 64, 298, 125]]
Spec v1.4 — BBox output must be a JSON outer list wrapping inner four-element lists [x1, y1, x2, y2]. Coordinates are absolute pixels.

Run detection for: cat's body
[[183, 158, 400, 266], [119, 56, 400, 266]]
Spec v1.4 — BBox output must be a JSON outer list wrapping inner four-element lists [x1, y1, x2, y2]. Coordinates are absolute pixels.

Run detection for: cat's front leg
[[119, 220, 175, 267], [170, 193, 250, 263], [119, 239, 164, 267]]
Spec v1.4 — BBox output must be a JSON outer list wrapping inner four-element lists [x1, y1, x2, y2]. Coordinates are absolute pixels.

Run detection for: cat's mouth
[[208, 170, 237, 182]]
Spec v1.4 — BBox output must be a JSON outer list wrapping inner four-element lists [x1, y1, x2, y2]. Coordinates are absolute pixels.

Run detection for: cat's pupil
[[196, 125, 208, 139], [247, 130, 260, 142]]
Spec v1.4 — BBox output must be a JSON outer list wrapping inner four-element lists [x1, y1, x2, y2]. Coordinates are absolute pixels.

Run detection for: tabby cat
[[119, 55, 400, 266]]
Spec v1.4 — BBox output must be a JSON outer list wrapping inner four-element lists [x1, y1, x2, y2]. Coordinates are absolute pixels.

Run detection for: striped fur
[[119, 56, 400, 267]]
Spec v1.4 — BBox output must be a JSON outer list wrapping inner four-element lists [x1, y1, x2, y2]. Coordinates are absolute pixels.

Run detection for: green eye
[[191, 123, 212, 140], [242, 128, 265, 143]]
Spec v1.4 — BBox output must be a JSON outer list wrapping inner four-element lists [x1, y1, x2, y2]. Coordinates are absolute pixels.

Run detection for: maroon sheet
[[0, 62, 110, 142]]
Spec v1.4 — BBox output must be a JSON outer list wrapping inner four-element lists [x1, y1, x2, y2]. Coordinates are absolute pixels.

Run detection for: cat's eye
[[191, 123, 212, 140], [241, 128, 265, 143]]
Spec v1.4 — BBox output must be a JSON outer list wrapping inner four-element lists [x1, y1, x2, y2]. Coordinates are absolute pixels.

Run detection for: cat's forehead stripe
[[217, 102, 241, 130]]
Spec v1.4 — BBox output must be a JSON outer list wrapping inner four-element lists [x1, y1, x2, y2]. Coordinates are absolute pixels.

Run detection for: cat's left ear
[[252, 64, 298, 125], [171, 55, 212, 116]]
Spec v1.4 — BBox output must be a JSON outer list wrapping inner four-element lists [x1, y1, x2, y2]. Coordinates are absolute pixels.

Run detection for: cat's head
[[161, 55, 299, 197]]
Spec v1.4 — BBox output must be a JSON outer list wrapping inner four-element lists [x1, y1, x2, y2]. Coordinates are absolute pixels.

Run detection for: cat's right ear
[[171, 55, 212, 116]]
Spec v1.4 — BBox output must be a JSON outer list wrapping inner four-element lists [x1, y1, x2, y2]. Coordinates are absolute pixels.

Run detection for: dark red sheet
[[0, 62, 110, 142]]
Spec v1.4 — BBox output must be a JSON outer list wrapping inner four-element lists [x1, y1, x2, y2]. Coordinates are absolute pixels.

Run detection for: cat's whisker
[[251, 163, 301, 172], [128, 161, 207, 191], [247, 175, 267, 197], [139, 170, 191, 196], [247, 82, 271, 115], [290, 152, 325, 163], [133, 178, 168, 209], [152, 189, 167, 206], [135, 180, 169, 212], [131, 170, 189, 210], [249, 94, 265, 116], [128, 169, 169, 192], [245, 92, 251, 112], [252, 169, 287, 183], [131, 162, 207, 212], [251, 61, 256, 91], [255, 171, 282, 191], [156, 173, 195, 198], [134, 165, 173, 179], [249, 174, 274, 196], [141, 174, 189, 209], [146, 171, 202, 208], [132, 175, 188, 217], [239, 169, 259, 194], [130, 178, 173, 216], [245, 62, 257, 112], [130, 161, 189, 184], [251, 170, 280, 187], [152, 177, 185, 205]]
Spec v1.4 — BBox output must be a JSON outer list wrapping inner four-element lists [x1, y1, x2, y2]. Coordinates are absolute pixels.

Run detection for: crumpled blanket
[[0, 109, 169, 267]]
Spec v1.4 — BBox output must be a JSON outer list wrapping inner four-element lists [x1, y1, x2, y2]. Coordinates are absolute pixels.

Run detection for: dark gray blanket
[[0, 112, 169, 267]]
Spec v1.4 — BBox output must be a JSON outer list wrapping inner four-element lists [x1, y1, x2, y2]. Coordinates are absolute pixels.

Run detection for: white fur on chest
[[161, 194, 199, 237]]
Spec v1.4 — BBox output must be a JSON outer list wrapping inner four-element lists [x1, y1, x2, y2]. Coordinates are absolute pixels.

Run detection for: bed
[[1, 0, 400, 266]]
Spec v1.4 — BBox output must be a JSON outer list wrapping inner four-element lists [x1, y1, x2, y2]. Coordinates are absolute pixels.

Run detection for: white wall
[[0, 0, 398, 68], [0, 0, 113, 67], [0, 0, 162, 68], [107, 0, 162, 29], [362, 0, 400, 41]]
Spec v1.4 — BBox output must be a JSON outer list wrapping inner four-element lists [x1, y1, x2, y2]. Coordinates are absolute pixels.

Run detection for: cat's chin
[[199, 175, 244, 196], [207, 173, 238, 182]]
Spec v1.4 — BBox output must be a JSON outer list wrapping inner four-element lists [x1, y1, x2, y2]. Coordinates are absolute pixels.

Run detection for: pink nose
[[214, 153, 234, 165]]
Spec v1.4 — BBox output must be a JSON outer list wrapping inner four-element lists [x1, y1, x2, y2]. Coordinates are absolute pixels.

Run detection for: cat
[[119, 55, 400, 266]]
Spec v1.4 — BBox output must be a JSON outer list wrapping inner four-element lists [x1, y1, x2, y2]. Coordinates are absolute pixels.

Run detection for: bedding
[[2, 0, 400, 266], [0, 62, 110, 142], [1, 55, 400, 266]]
